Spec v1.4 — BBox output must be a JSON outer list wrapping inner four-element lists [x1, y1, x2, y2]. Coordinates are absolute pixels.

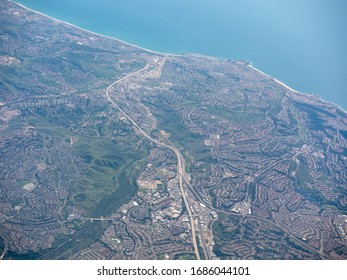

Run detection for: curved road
[[0, 233, 8, 260], [105, 64, 201, 260]]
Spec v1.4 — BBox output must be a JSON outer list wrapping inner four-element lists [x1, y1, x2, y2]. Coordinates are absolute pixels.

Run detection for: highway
[[105, 64, 202, 260]]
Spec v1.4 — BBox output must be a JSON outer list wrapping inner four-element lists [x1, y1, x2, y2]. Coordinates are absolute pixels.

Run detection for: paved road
[[0, 233, 8, 260], [105, 64, 201, 260]]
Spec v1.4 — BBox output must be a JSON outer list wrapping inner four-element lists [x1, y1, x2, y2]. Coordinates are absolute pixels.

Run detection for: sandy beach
[[248, 64, 300, 93]]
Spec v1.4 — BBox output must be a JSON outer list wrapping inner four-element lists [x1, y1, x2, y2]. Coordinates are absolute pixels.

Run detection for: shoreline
[[9, 0, 179, 58], [8, 0, 347, 113], [248, 64, 300, 93], [248, 64, 347, 114]]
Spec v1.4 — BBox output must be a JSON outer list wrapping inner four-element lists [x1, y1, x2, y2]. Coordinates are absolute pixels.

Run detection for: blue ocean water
[[13, 0, 347, 109]]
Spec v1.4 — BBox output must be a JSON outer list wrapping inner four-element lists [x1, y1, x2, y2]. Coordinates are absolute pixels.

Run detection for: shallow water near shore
[[13, 0, 347, 109]]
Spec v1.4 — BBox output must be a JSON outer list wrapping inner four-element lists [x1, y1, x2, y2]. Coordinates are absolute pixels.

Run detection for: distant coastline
[[8, 0, 347, 114], [9, 0, 178, 58], [248, 63, 347, 114], [248, 64, 299, 93]]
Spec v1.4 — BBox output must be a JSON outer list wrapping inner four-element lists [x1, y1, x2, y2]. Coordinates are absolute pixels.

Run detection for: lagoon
[[13, 0, 347, 109]]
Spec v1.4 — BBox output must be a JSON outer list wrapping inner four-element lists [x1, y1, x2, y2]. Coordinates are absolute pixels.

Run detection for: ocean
[[13, 0, 347, 109]]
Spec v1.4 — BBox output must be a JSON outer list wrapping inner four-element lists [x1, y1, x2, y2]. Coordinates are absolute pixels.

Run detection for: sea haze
[[14, 0, 347, 109]]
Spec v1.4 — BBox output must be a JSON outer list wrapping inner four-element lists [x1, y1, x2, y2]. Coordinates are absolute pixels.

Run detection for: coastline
[[248, 64, 300, 93], [248, 64, 347, 114], [7, 0, 347, 114], [9, 0, 179, 58]]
